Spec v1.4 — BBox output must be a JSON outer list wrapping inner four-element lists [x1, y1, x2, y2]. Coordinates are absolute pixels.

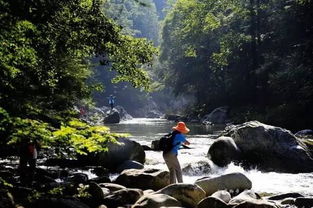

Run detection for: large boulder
[[157, 183, 206, 208], [114, 168, 170, 191], [132, 193, 182, 208], [115, 106, 133, 120], [103, 110, 120, 124], [198, 190, 231, 208], [229, 190, 277, 208], [195, 172, 252, 196], [182, 160, 211, 175], [294, 197, 313, 208], [81, 137, 145, 170], [98, 183, 126, 192], [87, 182, 110, 202], [208, 136, 242, 167], [201, 106, 230, 125], [197, 196, 228, 208], [211, 190, 232, 203], [223, 121, 313, 172], [102, 188, 143, 208], [229, 190, 261, 205]]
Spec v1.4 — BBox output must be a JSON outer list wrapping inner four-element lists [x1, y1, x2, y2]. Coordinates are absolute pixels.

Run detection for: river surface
[[107, 118, 313, 196]]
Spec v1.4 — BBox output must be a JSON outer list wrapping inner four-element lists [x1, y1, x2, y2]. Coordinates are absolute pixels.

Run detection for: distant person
[[163, 121, 190, 184], [79, 107, 86, 117], [19, 138, 40, 185], [108, 95, 116, 110]]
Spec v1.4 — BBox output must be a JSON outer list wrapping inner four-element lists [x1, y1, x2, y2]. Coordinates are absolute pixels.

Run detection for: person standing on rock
[[108, 95, 116, 110], [19, 138, 40, 185], [163, 121, 190, 184]]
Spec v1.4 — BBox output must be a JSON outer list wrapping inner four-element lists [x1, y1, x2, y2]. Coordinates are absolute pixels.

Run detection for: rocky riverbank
[[1, 120, 313, 208], [1, 162, 313, 208]]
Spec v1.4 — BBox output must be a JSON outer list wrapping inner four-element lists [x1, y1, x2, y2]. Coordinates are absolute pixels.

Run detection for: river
[[106, 118, 313, 196]]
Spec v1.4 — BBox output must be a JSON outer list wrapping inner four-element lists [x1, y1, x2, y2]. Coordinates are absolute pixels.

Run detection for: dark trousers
[[19, 157, 36, 185], [163, 152, 183, 184]]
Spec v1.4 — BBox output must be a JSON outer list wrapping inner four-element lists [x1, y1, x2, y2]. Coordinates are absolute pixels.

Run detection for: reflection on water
[[107, 118, 223, 137], [107, 118, 313, 196]]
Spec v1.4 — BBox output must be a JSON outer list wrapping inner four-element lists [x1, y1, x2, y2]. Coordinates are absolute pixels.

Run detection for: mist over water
[[107, 118, 313, 196]]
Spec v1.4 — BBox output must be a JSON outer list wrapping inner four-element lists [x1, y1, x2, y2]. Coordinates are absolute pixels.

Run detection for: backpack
[[159, 131, 179, 153]]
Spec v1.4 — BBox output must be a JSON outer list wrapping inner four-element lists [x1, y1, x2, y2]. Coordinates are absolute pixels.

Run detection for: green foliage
[[52, 119, 127, 155], [48, 186, 65, 196], [160, 0, 313, 130], [0, 0, 156, 121], [7, 118, 53, 146], [104, 0, 160, 45], [75, 184, 91, 198], [0, 177, 13, 188], [0, 106, 126, 156]]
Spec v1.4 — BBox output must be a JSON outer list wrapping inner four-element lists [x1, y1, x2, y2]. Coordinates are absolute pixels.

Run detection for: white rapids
[[107, 118, 313, 196]]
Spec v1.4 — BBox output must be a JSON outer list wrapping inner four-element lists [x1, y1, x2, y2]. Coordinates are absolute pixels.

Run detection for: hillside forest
[[0, 0, 312, 154]]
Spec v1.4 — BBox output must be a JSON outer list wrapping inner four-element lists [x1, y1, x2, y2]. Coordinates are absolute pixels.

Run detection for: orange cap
[[172, 121, 190, 134]]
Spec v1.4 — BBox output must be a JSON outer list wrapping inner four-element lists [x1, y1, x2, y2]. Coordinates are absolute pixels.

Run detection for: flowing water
[[107, 118, 313, 196]]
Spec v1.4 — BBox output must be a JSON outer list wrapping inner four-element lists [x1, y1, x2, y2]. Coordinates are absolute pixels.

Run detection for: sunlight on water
[[110, 118, 313, 196], [120, 118, 169, 125]]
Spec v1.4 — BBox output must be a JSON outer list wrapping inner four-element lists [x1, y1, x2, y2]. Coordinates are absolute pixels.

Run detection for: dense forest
[[0, 0, 312, 152], [158, 0, 313, 130]]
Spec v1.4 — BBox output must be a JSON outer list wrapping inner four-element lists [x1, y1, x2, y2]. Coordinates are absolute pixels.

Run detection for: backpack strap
[[171, 130, 181, 149]]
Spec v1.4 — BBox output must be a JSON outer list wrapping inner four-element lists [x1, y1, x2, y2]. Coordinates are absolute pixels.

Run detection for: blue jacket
[[171, 133, 187, 154]]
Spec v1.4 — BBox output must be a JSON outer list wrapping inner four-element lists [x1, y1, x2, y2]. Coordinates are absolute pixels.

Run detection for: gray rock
[[195, 172, 252, 196], [157, 183, 206, 208], [116, 160, 144, 173], [114, 168, 170, 191], [223, 121, 313, 172], [280, 197, 296, 205], [103, 110, 120, 124], [201, 106, 230, 124], [182, 160, 211, 175], [232, 200, 277, 208], [146, 110, 163, 118], [102, 188, 143, 208], [295, 197, 313, 208], [98, 183, 126, 192], [197, 196, 228, 208], [208, 136, 241, 167], [211, 190, 232, 203], [229, 190, 261, 205], [132, 193, 182, 208], [267, 192, 303, 201], [88, 182, 110, 202], [115, 106, 133, 120], [87, 137, 145, 170]]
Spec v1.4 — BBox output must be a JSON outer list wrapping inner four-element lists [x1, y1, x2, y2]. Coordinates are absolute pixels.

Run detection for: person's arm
[[177, 134, 190, 146]]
